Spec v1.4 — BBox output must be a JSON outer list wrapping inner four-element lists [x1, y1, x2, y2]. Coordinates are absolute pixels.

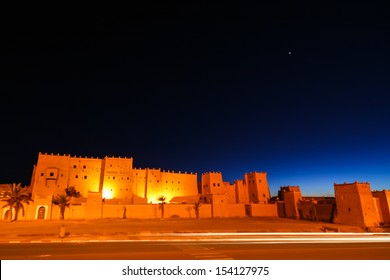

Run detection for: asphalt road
[[1, 236, 390, 260]]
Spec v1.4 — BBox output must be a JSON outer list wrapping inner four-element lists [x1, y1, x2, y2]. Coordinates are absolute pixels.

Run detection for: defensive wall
[[0, 153, 278, 221]]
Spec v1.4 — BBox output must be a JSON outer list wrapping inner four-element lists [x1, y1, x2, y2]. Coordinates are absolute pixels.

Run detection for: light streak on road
[[57, 232, 390, 244]]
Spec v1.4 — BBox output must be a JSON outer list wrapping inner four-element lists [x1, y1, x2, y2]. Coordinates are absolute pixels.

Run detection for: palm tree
[[52, 186, 81, 220], [52, 194, 72, 220], [157, 195, 166, 219], [0, 183, 33, 222]]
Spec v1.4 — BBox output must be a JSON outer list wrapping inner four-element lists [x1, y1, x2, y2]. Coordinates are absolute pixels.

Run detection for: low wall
[[316, 203, 334, 222], [103, 204, 159, 219], [102, 204, 214, 219], [227, 204, 246, 217], [250, 204, 278, 217]]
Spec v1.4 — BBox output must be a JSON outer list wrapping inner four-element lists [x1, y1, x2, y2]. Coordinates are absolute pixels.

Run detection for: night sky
[[2, 3, 390, 196]]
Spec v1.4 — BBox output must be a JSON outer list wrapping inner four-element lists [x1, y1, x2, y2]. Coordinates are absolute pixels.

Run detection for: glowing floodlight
[[102, 189, 113, 199]]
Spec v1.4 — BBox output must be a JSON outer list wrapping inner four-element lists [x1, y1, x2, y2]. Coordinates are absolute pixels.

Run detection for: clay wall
[[85, 192, 103, 219], [372, 190, 390, 224], [249, 204, 278, 217], [244, 172, 270, 203], [227, 203, 246, 217], [158, 170, 198, 203], [101, 204, 213, 219], [201, 172, 224, 195], [223, 182, 236, 203], [211, 194, 229, 217], [276, 201, 285, 217], [334, 182, 379, 227], [69, 156, 105, 196], [234, 179, 249, 204], [298, 200, 318, 221], [101, 156, 134, 200], [31, 153, 105, 198], [316, 202, 335, 222], [280, 186, 302, 219]]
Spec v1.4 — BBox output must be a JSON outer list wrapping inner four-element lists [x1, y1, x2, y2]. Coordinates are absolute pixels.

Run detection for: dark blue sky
[[1, 3, 390, 196]]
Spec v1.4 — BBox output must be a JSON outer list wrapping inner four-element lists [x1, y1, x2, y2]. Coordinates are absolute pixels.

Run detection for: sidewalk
[[0, 217, 366, 243]]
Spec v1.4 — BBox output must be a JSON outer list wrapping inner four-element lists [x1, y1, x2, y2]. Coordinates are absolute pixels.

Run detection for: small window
[[84, 176, 87, 179], [41, 173, 44, 176], [76, 175, 78, 179], [50, 172, 54, 177], [83, 165, 86, 169], [73, 165, 77, 168]]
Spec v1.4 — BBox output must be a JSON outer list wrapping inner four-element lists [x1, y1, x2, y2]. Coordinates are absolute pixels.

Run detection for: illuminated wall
[[372, 190, 390, 224], [334, 182, 380, 227], [244, 172, 270, 204], [31, 153, 108, 198], [201, 171, 272, 205], [30, 152, 198, 207], [101, 156, 134, 201], [278, 186, 302, 219], [25, 153, 276, 220], [145, 169, 198, 203], [201, 172, 224, 195], [234, 179, 249, 204]]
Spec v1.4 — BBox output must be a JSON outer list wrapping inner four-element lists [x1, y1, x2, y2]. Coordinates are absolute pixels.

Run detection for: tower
[[244, 172, 270, 203], [334, 181, 380, 228]]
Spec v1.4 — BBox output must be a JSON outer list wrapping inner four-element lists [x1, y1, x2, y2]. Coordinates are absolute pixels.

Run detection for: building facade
[[334, 181, 383, 228], [1, 152, 277, 220]]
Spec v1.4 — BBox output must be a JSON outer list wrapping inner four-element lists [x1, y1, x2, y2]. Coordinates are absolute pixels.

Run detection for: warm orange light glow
[[102, 189, 113, 199], [148, 194, 172, 204]]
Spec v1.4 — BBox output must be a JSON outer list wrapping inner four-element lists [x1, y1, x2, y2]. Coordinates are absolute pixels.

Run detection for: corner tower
[[334, 181, 380, 228], [201, 172, 224, 195]]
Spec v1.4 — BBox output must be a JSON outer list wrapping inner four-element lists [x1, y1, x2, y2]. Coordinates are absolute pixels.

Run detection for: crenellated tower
[[244, 172, 270, 204]]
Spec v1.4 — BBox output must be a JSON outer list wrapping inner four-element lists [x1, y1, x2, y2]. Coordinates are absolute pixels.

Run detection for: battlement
[[39, 152, 132, 160], [202, 171, 222, 175], [162, 169, 196, 175], [245, 171, 267, 175], [334, 181, 370, 187], [280, 186, 301, 192]]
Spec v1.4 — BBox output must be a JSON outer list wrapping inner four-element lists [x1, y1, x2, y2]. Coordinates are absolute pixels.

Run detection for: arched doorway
[[37, 206, 46, 219]]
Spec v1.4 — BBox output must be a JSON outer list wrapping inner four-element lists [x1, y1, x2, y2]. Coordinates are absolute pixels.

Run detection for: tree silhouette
[[157, 195, 166, 219], [52, 186, 81, 220], [193, 195, 206, 219], [0, 183, 33, 222]]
